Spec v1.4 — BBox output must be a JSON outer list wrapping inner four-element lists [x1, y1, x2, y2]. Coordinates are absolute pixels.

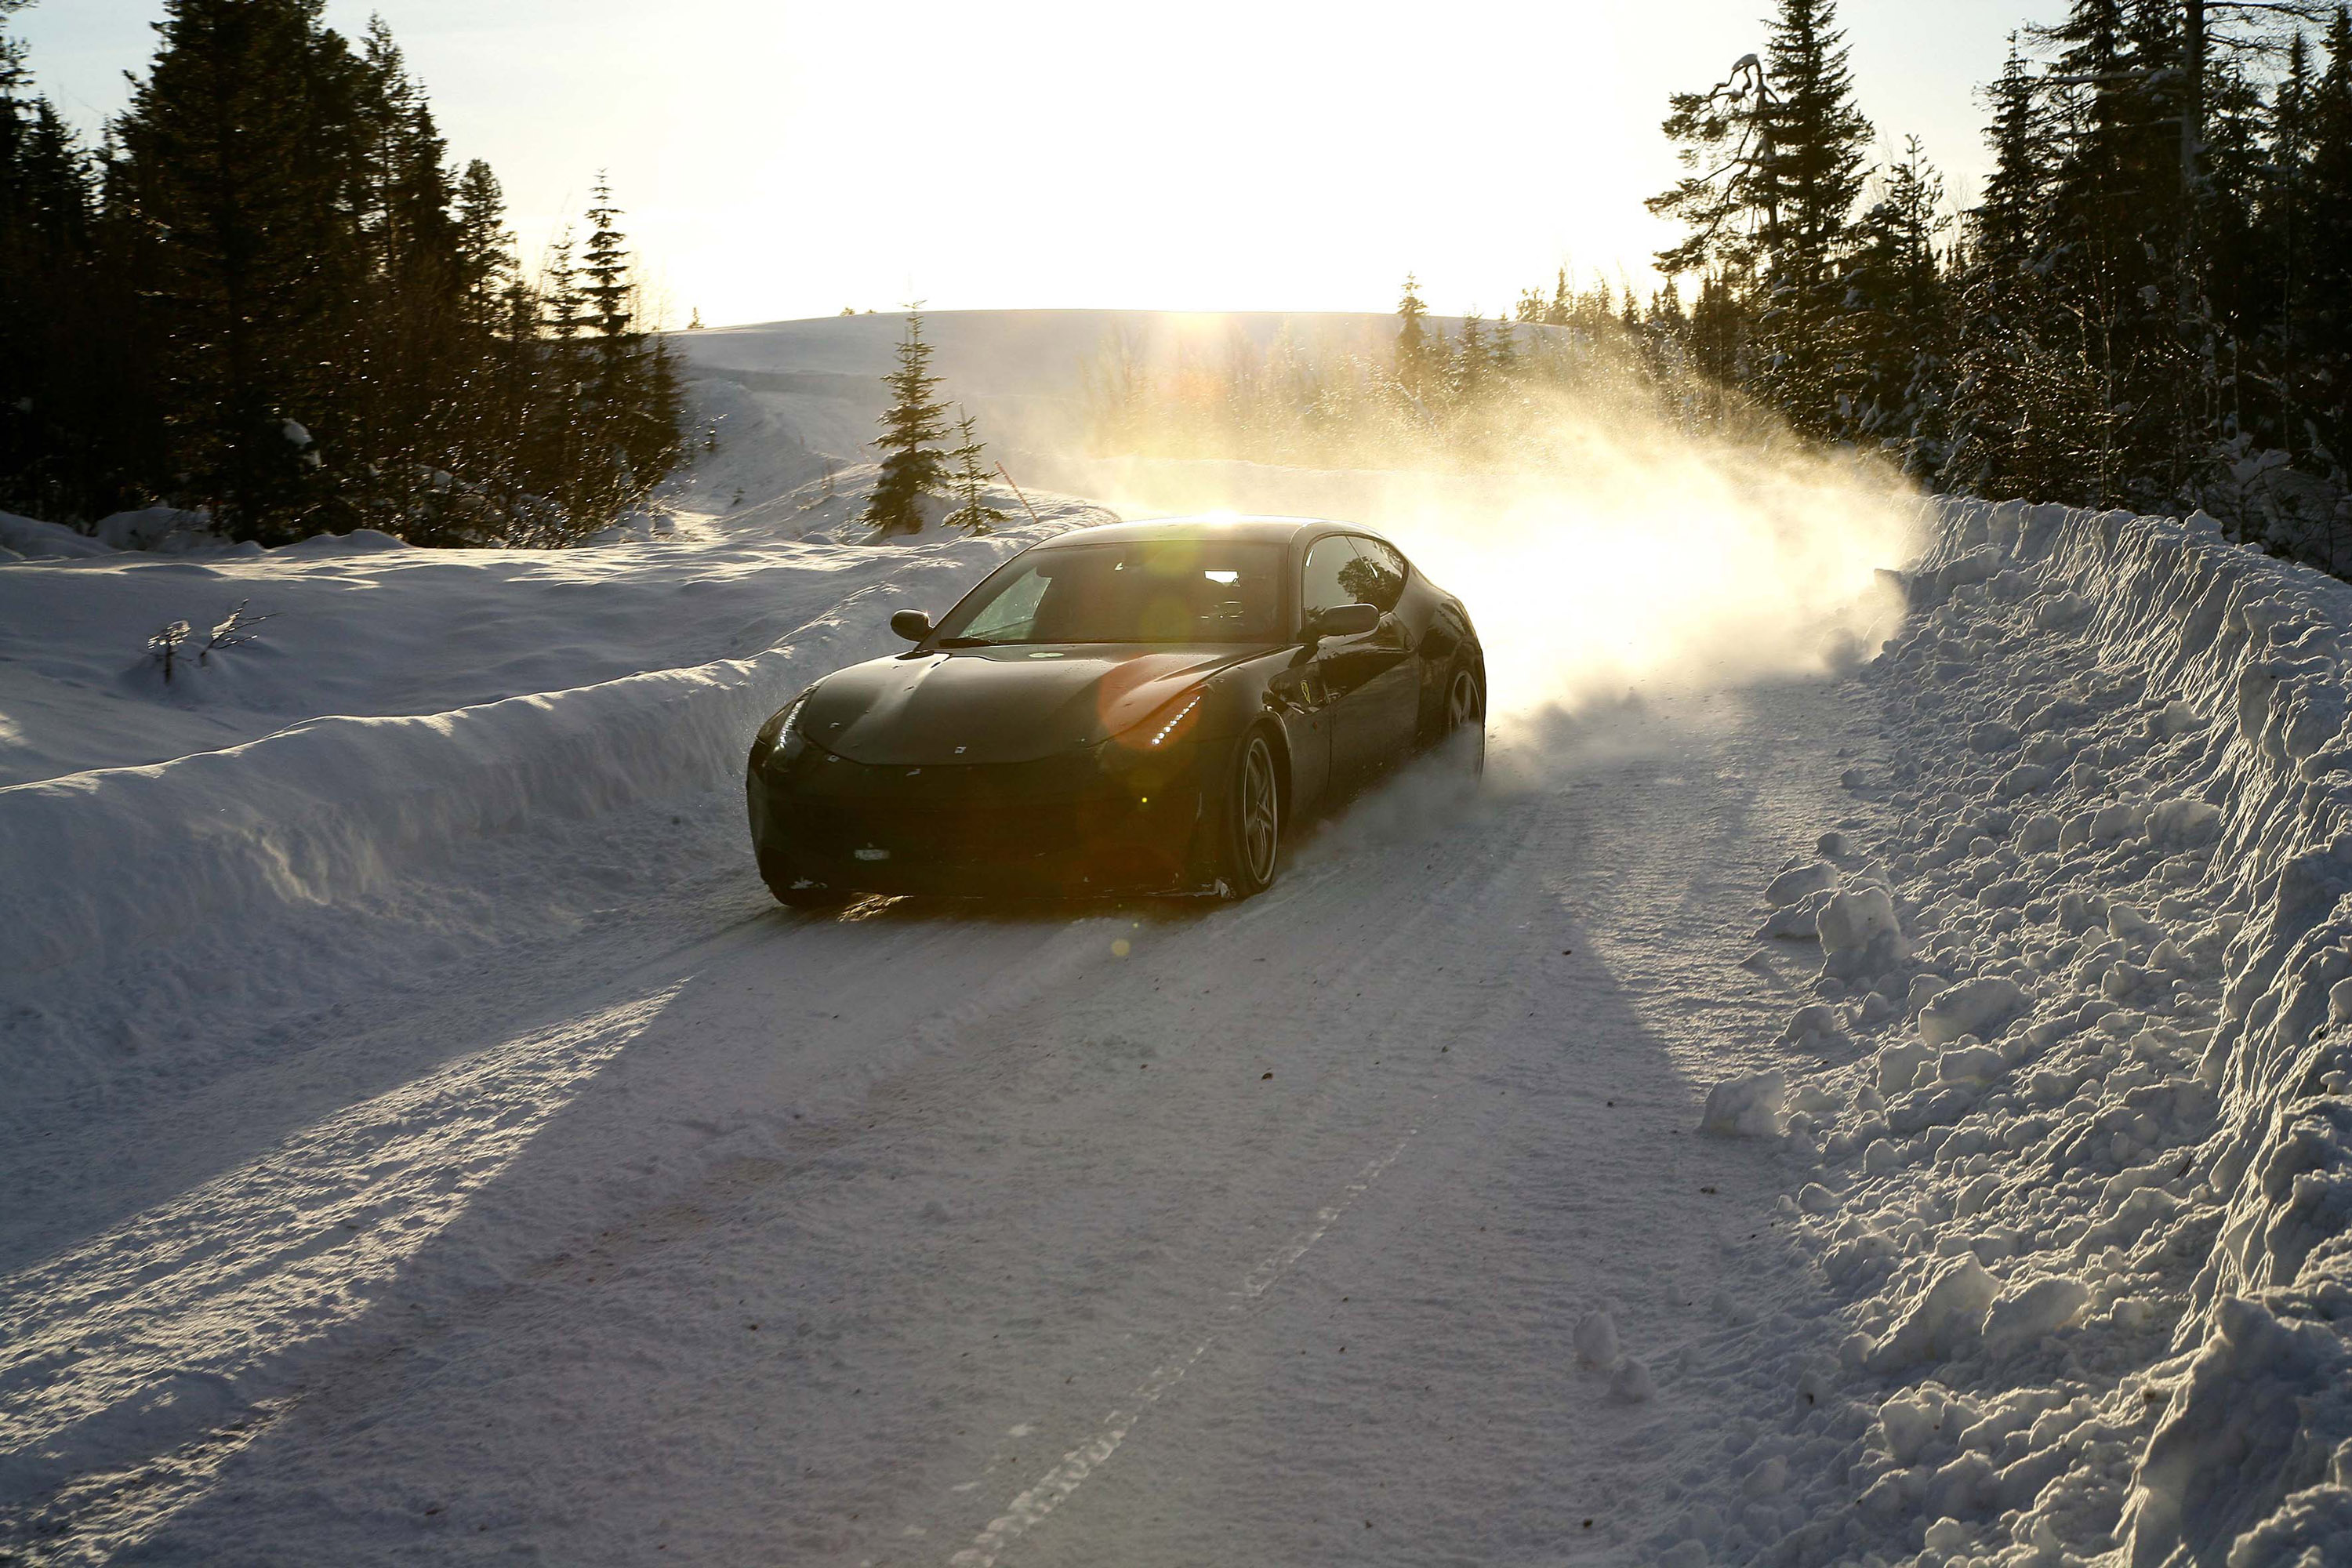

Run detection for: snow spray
[[1022, 326, 1926, 750]]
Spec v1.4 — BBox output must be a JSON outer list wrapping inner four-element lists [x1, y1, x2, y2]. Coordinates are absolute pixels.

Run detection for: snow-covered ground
[[5, 313, 2352, 1566]]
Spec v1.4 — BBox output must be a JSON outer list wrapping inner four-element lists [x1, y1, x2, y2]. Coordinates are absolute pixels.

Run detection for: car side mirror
[[1308, 603, 1379, 640], [889, 609, 933, 643]]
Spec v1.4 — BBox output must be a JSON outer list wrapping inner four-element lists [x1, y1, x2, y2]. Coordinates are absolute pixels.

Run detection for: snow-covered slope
[[1690, 497, 2352, 1566], [668, 310, 1450, 527]]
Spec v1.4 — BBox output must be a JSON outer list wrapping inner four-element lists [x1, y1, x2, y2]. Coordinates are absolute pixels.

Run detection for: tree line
[[1649, 0, 2352, 570], [1087, 0, 2352, 579], [0, 0, 685, 547]]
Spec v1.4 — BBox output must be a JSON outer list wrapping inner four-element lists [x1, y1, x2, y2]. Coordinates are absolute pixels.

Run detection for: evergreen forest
[[0, 0, 684, 547], [1090, 0, 2352, 580]]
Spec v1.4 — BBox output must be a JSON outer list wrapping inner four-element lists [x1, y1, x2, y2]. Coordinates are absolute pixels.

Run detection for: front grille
[[758, 750, 1206, 891]]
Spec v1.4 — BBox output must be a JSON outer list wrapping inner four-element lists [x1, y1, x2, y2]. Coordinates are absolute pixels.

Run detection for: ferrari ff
[[744, 516, 1483, 905]]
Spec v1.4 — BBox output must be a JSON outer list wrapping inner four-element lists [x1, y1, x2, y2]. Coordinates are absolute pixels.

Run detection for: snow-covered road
[[17, 314, 2352, 1565], [2, 683, 1867, 1566]]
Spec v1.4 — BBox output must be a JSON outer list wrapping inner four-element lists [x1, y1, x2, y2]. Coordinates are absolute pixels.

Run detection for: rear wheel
[[1444, 663, 1486, 778], [1220, 730, 1283, 898]]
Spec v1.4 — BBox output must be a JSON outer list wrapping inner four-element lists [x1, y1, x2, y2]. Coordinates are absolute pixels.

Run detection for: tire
[[769, 882, 852, 909], [759, 848, 851, 909], [1219, 729, 1283, 898], [1443, 662, 1486, 778]]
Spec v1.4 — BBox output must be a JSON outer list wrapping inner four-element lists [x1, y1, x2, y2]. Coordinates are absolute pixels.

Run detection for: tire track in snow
[[944, 1128, 1418, 1568]]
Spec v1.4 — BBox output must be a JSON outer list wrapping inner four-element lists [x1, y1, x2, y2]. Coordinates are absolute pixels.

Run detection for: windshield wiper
[[934, 635, 1007, 648]]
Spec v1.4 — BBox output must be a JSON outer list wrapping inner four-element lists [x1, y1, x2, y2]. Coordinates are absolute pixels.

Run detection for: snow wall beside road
[[1915, 498, 2352, 1565], [0, 530, 1036, 982]]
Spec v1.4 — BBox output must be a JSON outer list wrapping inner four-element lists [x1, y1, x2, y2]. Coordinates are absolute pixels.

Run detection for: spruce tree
[[1486, 314, 1518, 379], [864, 310, 950, 537], [1833, 140, 1952, 473], [1945, 42, 2060, 495], [1394, 274, 1432, 394], [111, 0, 368, 541], [2302, 8, 2352, 483], [579, 176, 632, 339], [1450, 312, 1488, 408], [0, 2, 120, 520], [942, 408, 1004, 535], [1973, 41, 2045, 277], [1749, 0, 1874, 434], [1650, 0, 1870, 434], [1756, 0, 1871, 296], [453, 159, 512, 329]]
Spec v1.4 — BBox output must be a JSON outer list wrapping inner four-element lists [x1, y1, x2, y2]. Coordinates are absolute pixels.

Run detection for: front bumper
[[746, 735, 1227, 898]]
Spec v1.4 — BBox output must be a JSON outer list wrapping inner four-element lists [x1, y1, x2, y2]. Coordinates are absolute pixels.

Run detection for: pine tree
[[1945, 41, 2062, 496], [1649, 0, 1871, 434], [1757, 0, 1871, 296], [579, 175, 631, 339], [864, 309, 950, 537], [453, 161, 510, 314], [543, 231, 585, 339], [1973, 41, 2045, 277], [111, 0, 370, 541], [942, 408, 1004, 535], [0, 2, 125, 520], [2302, 8, 2352, 481], [1833, 139, 1952, 473], [1394, 274, 1432, 394], [1748, 0, 1874, 434], [1486, 314, 1518, 379], [1450, 311, 1488, 408]]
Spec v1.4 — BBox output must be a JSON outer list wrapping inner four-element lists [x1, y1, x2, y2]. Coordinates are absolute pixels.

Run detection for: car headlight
[[752, 688, 815, 767], [1107, 688, 1205, 756]]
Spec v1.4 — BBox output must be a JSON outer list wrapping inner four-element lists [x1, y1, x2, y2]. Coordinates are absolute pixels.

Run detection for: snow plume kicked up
[[1030, 343, 1922, 743]]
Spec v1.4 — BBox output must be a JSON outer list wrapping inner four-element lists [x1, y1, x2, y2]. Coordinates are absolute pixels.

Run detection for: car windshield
[[932, 540, 1287, 645]]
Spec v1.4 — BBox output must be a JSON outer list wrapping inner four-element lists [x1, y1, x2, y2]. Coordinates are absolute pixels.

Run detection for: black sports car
[[745, 516, 1483, 905]]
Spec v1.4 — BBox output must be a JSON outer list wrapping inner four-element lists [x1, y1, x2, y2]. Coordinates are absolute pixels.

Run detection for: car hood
[[801, 645, 1264, 766]]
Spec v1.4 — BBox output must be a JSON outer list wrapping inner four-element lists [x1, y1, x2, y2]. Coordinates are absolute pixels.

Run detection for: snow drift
[[0, 533, 1035, 979], [1708, 496, 2352, 1567]]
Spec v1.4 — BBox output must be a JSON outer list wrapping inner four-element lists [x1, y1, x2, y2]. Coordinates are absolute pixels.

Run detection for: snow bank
[[0, 511, 113, 561], [0, 531, 1036, 983], [1704, 497, 2352, 1566]]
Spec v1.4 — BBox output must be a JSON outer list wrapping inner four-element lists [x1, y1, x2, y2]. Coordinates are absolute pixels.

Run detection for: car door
[[1300, 534, 1394, 784], [1330, 537, 1421, 773]]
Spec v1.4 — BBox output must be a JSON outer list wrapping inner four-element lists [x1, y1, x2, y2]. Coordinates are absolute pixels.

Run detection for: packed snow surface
[[8, 313, 2352, 1566]]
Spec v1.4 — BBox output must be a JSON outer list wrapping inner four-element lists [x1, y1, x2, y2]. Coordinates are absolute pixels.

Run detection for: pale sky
[[15, 0, 2067, 329]]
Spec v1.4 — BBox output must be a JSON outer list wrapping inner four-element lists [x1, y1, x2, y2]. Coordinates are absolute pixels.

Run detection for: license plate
[[854, 847, 891, 862]]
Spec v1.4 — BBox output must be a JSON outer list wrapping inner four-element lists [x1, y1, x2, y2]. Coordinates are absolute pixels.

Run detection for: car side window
[[1301, 537, 1359, 622], [1338, 538, 1408, 614]]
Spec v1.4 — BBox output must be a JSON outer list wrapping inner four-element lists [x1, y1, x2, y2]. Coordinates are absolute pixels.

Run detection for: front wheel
[[1218, 730, 1283, 898], [759, 848, 851, 909], [770, 882, 852, 910], [1443, 664, 1486, 778]]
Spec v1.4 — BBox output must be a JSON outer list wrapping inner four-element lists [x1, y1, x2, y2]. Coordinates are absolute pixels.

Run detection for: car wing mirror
[[1307, 603, 1380, 640], [889, 609, 933, 643]]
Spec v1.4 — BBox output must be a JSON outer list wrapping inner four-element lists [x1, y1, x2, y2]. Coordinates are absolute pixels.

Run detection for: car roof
[[1034, 515, 1385, 550]]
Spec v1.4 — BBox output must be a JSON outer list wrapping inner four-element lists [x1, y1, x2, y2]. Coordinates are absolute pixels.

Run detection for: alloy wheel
[[1241, 735, 1279, 886], [1447, 669, 1486, 776]]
